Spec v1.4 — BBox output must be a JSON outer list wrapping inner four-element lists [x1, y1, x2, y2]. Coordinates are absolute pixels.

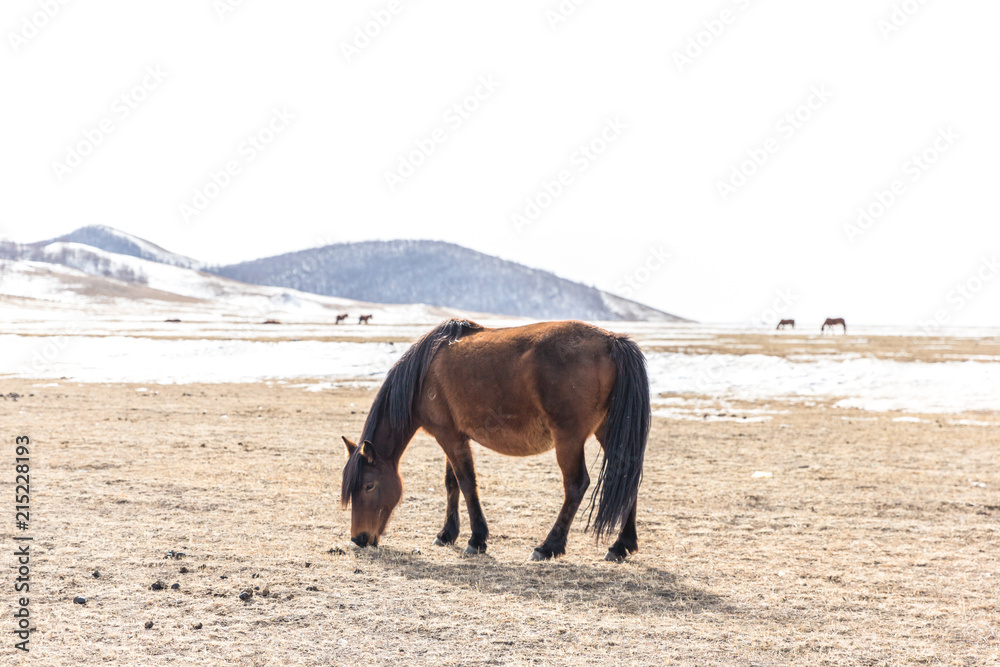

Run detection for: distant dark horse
[[358, 314, 373, 325], [821, 317, 847, 334], [335, 313, 349, 325], [341, 320, 650, 562], [776, 319, 795, 330]]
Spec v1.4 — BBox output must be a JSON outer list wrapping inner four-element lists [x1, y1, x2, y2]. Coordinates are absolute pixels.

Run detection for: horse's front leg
[[433, 460, 461, 546], [441, 437, 489, 555]]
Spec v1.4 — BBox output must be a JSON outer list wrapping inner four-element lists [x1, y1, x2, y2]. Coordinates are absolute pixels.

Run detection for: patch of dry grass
[[645, 332, 1000, 363], [0, 380, 997, 665]]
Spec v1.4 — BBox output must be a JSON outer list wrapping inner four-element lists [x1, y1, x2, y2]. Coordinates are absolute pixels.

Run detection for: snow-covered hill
[[0, 249, 474, 327], [38, 225, 204, 270], [213, 240, 688, 322], [6, 226, 689, 322]]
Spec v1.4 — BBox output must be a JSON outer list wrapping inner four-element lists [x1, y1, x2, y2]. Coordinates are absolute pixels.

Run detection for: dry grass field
[[1, 378, 998, 665], [643, 331, 1000, 364]]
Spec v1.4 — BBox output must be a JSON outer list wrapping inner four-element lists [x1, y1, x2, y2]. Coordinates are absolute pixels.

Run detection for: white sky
[[2, 0, 999, 326]]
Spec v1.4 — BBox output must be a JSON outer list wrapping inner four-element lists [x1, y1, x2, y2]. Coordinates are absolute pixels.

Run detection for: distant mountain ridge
[[39, 225, 203, 269], [8, 227, 687, 322], [211, 240, 686, 322]]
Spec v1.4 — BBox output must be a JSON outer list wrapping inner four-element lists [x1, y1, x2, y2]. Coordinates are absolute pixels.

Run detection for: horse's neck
[[370, 420, 417, 464]]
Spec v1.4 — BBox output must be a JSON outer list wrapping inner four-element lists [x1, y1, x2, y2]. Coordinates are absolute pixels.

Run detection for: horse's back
[[417, 321, 617, 454]]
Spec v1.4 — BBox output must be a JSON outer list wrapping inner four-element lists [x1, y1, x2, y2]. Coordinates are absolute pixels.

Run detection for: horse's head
[[340, 436, 402, 548]]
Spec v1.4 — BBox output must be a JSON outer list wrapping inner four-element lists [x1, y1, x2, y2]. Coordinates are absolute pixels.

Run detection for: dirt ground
[[0, 379, 997, 666]]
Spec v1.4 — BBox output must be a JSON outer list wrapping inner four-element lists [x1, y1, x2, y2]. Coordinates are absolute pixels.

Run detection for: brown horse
[[341, 319, 650, 562], [358, 314, 373, 324], [821, 317, 847, 333], [776, 319, 795, 330], [335, 313, 349, 324]]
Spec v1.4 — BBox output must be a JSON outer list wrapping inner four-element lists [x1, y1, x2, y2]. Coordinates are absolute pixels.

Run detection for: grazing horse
[[776, 319, 795, 330], [821, 317, 847, 334], [358, 314, 373, 325], [335, 313, 349, 325], [341, 319, 650, 562]]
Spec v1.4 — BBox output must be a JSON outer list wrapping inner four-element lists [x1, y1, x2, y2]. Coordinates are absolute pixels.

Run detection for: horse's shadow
[[352, 546, 726, 615]]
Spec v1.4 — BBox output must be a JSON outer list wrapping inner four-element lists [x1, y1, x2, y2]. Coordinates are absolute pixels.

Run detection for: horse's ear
[[342, 436, 357, 458], [359, 440, 376, 465]]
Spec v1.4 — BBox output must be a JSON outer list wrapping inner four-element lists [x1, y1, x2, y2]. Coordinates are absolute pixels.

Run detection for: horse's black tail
[[586, 335, 651, 541]]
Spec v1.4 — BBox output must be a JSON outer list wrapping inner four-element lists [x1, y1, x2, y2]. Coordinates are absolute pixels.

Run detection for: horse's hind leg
[[604, 501, 637, 563], [595, 427, 639, 563], [433, 461, 461, 546], [440, 436, 490, 555], [532, 435, 589, 561]]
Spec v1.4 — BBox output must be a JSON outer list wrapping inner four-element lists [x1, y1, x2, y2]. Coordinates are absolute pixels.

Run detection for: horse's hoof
[[604, 550, 626, 563], [433, 537, 446, 547], [463, 545, 485, 556], [530, 549, 549, 561]]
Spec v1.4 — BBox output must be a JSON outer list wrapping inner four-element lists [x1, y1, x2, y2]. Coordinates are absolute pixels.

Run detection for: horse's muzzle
[[351, 533, 376, 548]]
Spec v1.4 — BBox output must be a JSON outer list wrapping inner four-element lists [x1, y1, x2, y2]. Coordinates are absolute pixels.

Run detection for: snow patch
[[648, 352, 1000, 414]]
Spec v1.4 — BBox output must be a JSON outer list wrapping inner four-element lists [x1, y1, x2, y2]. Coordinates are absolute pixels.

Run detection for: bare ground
[[0, 380, 997, 665]]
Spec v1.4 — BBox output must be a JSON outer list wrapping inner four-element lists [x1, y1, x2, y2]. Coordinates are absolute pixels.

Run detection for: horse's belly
[[463, 414, 554, 457], [473, 435, 553, 457]]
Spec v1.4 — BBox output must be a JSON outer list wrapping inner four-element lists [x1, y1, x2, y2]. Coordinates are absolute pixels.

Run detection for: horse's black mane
[[362, 318, 483, 443], [342, 319, 482, 506]]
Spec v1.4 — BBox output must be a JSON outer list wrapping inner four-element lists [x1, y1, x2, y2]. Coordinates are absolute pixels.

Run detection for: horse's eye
[[364, 482, 376, 492]]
